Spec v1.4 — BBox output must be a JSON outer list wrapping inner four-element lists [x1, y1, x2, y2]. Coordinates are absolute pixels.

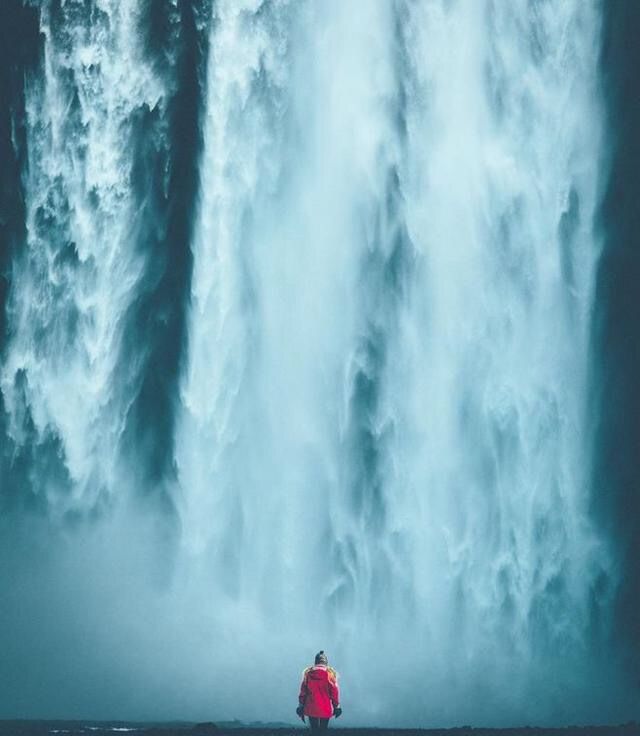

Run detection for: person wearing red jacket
[[296, 651, 342, 730]]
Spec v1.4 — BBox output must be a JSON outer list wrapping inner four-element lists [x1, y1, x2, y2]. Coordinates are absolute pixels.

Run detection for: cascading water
[[1, 0, 170, 515], [174, 0, 610, 722], [0, 0, 636, 727]]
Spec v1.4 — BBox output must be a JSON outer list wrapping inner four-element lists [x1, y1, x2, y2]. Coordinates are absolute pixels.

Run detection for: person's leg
[[318, 718, 329, 730], [308, 717, 319, 731]]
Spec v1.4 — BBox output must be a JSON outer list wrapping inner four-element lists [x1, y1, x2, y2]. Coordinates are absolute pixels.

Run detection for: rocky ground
[[0, 723, 638, 736]]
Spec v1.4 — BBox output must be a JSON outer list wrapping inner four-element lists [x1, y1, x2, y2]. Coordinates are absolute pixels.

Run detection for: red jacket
[[298, 665, 340, 718]]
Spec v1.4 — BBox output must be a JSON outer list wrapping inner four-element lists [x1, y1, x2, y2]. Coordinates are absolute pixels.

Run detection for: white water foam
[[1, 0, 170, 515]]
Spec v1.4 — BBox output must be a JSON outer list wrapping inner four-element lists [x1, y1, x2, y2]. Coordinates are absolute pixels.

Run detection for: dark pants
[[309, 717, 329, 731]]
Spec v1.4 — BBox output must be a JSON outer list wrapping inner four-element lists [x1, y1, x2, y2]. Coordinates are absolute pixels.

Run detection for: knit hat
[[315, 650, 328, 665]]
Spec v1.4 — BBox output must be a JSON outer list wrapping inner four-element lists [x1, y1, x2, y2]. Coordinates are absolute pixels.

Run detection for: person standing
[[296, 651, 342, 730]]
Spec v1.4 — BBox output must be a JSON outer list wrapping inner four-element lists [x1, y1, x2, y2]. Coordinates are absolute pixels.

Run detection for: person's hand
[[333, 706, 342, 718], [296, 705, 305, 722]]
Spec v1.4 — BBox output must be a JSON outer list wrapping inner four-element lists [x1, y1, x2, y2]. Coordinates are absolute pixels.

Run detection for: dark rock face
[[592, 0, 640, 683]]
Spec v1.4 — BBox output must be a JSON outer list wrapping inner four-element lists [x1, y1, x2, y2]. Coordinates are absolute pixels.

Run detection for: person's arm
[[299, 670, 309, 706], [296, 670, 308, 721], [328, 672, 340, 715]]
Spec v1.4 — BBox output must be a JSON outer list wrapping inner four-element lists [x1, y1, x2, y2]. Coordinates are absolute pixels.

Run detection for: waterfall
[[1, 0, 171, 515], [0, 0, 634, 727], [172, 0, 610, 723]]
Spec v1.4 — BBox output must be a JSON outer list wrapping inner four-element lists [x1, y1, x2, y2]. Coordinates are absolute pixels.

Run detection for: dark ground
[[0, 723, 638, 736]]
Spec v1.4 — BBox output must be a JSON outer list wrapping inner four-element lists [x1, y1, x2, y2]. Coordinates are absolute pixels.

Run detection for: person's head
[[315, 650, 328, 666]]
